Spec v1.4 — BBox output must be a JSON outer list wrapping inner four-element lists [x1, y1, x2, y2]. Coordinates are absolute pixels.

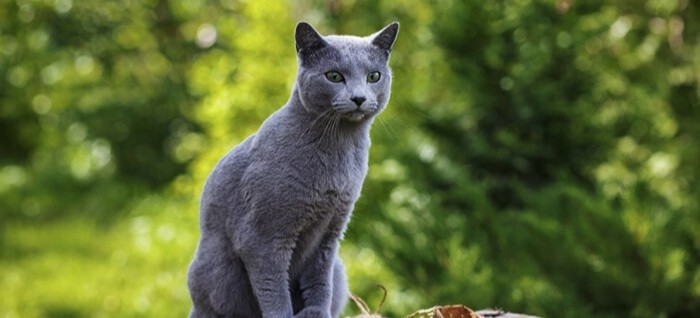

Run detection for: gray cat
[[187, 21, 399, 318]]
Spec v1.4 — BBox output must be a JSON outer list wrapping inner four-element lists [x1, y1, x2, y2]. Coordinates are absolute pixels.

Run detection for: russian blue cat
[[187, 21, 399, 318]]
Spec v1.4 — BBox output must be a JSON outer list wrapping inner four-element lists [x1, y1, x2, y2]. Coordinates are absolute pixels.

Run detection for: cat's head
[[294, 22, 399, 122]]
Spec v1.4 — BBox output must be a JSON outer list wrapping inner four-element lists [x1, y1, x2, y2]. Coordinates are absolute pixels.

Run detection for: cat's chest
[[310, 147, 367, 195]]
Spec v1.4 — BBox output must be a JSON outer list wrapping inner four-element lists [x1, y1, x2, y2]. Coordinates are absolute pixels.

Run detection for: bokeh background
[[1, 0, 699, 317]]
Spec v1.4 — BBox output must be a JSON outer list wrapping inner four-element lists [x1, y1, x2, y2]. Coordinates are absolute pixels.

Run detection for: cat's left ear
[[370, 22, 400, 53]]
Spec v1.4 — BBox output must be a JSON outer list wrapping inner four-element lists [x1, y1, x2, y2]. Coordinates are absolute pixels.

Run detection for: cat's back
[[199, 108, 294, 212], [199, 133, 255, 225]]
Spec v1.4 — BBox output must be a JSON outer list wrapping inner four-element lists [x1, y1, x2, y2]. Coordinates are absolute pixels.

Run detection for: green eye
[[325, 71, 344, 83], [367, 71, 381, 83]]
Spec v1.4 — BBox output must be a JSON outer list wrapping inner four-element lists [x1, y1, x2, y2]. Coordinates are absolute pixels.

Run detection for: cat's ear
[[295, 22, 328, 53], [370, 22, 399, 53]]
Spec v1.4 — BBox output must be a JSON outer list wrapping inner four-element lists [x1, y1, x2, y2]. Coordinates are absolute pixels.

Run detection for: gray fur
[[187, 22, 399, 318]]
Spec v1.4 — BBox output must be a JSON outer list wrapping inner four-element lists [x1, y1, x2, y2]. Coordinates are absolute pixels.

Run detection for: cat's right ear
[[371, 22, 399, 53], [295, 22, 328, 54]]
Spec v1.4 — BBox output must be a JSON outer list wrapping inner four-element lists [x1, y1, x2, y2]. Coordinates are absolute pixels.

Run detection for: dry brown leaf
[[404, 305, 482, 318]]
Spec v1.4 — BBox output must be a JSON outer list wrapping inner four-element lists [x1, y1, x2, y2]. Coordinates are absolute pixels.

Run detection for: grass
[[0, 195, 196, 317]]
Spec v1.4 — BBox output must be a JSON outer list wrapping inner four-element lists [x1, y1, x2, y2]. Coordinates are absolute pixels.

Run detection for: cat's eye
[[367, 71, 381, 83], [325, 71, 344, 83]]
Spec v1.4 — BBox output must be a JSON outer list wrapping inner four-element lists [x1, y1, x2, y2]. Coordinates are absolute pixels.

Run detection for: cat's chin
[[343, 111, 372, 122]]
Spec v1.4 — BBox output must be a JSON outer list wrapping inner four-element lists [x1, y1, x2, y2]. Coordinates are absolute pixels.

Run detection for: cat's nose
[[350, 96, 366, 107]]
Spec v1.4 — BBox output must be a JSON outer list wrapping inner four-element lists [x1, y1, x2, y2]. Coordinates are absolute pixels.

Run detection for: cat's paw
[[294, 306, 331, 318]]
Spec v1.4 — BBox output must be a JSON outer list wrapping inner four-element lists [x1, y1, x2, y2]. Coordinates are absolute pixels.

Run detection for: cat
[[186, 21, 399, 318]]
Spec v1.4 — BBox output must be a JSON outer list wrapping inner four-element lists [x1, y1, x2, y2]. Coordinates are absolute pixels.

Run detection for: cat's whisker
[[320, 112, 337, 143], [386, 114, 416, 134], [376, 106, 436, 138], [301, 108, 334, 140], [330, 114, 341, 142], [376, 116, 397, 142], [333, 114, 342, 138], [332, 114, 342, 138], [407, 105, 434, 120]]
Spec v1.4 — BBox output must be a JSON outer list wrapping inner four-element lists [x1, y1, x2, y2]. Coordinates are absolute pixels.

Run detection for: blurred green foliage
[[1, 0, 699, 317]]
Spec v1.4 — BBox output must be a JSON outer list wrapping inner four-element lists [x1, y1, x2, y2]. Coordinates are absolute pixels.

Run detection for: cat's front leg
[[295, 253, 335, 318], [295, 231, 344, 318], [239, 236, 296, 318]]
